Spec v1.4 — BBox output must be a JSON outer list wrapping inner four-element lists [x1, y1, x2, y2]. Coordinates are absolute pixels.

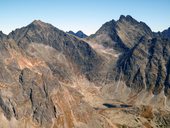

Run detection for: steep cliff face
[[116, 37, 170, 95]]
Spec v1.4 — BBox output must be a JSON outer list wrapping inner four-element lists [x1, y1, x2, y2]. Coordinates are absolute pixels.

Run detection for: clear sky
[[0, 0, 170, 35]]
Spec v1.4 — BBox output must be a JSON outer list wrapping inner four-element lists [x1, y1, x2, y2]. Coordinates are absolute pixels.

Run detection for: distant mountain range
[[67, 30, 88, 38], [0, 16, 170, 128]]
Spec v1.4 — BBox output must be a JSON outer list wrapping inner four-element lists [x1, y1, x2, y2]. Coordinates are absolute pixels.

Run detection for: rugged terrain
[[0, 16, 170, 128]]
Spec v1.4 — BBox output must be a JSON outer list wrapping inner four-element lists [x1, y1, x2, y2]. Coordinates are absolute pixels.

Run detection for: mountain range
[[0, 15, 170, 128]]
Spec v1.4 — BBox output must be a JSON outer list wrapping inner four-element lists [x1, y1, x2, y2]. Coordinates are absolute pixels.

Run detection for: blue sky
[[0, 0, 170, 35]]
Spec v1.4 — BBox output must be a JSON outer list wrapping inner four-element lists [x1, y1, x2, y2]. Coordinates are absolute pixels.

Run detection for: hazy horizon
[[0, 0, 170, 35]]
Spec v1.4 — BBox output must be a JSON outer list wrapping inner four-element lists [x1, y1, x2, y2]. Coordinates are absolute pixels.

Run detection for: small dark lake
[[103, 103, 132, 108], [103, 103, 117, 108]]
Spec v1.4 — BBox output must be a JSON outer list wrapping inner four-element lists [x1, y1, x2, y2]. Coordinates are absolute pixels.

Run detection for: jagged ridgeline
[[0, 15, 170, 128]]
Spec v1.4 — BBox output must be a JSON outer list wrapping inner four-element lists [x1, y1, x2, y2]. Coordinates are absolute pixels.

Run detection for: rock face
[[116, 37, 170, 95], [0, 16, 170, 128], [67, 30, 88, 38]]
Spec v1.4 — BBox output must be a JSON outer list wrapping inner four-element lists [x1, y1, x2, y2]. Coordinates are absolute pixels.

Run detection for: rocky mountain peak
[[119, 15, 138, 24], [28, 20, 54, 30], [75, 30, 88, 38], [88, 15, 153, 50], [67, 30, 74, 35], [8, 20, 62, 47], [162, 27, 170, 38], [119, 15, 126, 20], [32, 19, 43, 24], [76, 30, 84, 35], [67, 30, 88, 38]]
